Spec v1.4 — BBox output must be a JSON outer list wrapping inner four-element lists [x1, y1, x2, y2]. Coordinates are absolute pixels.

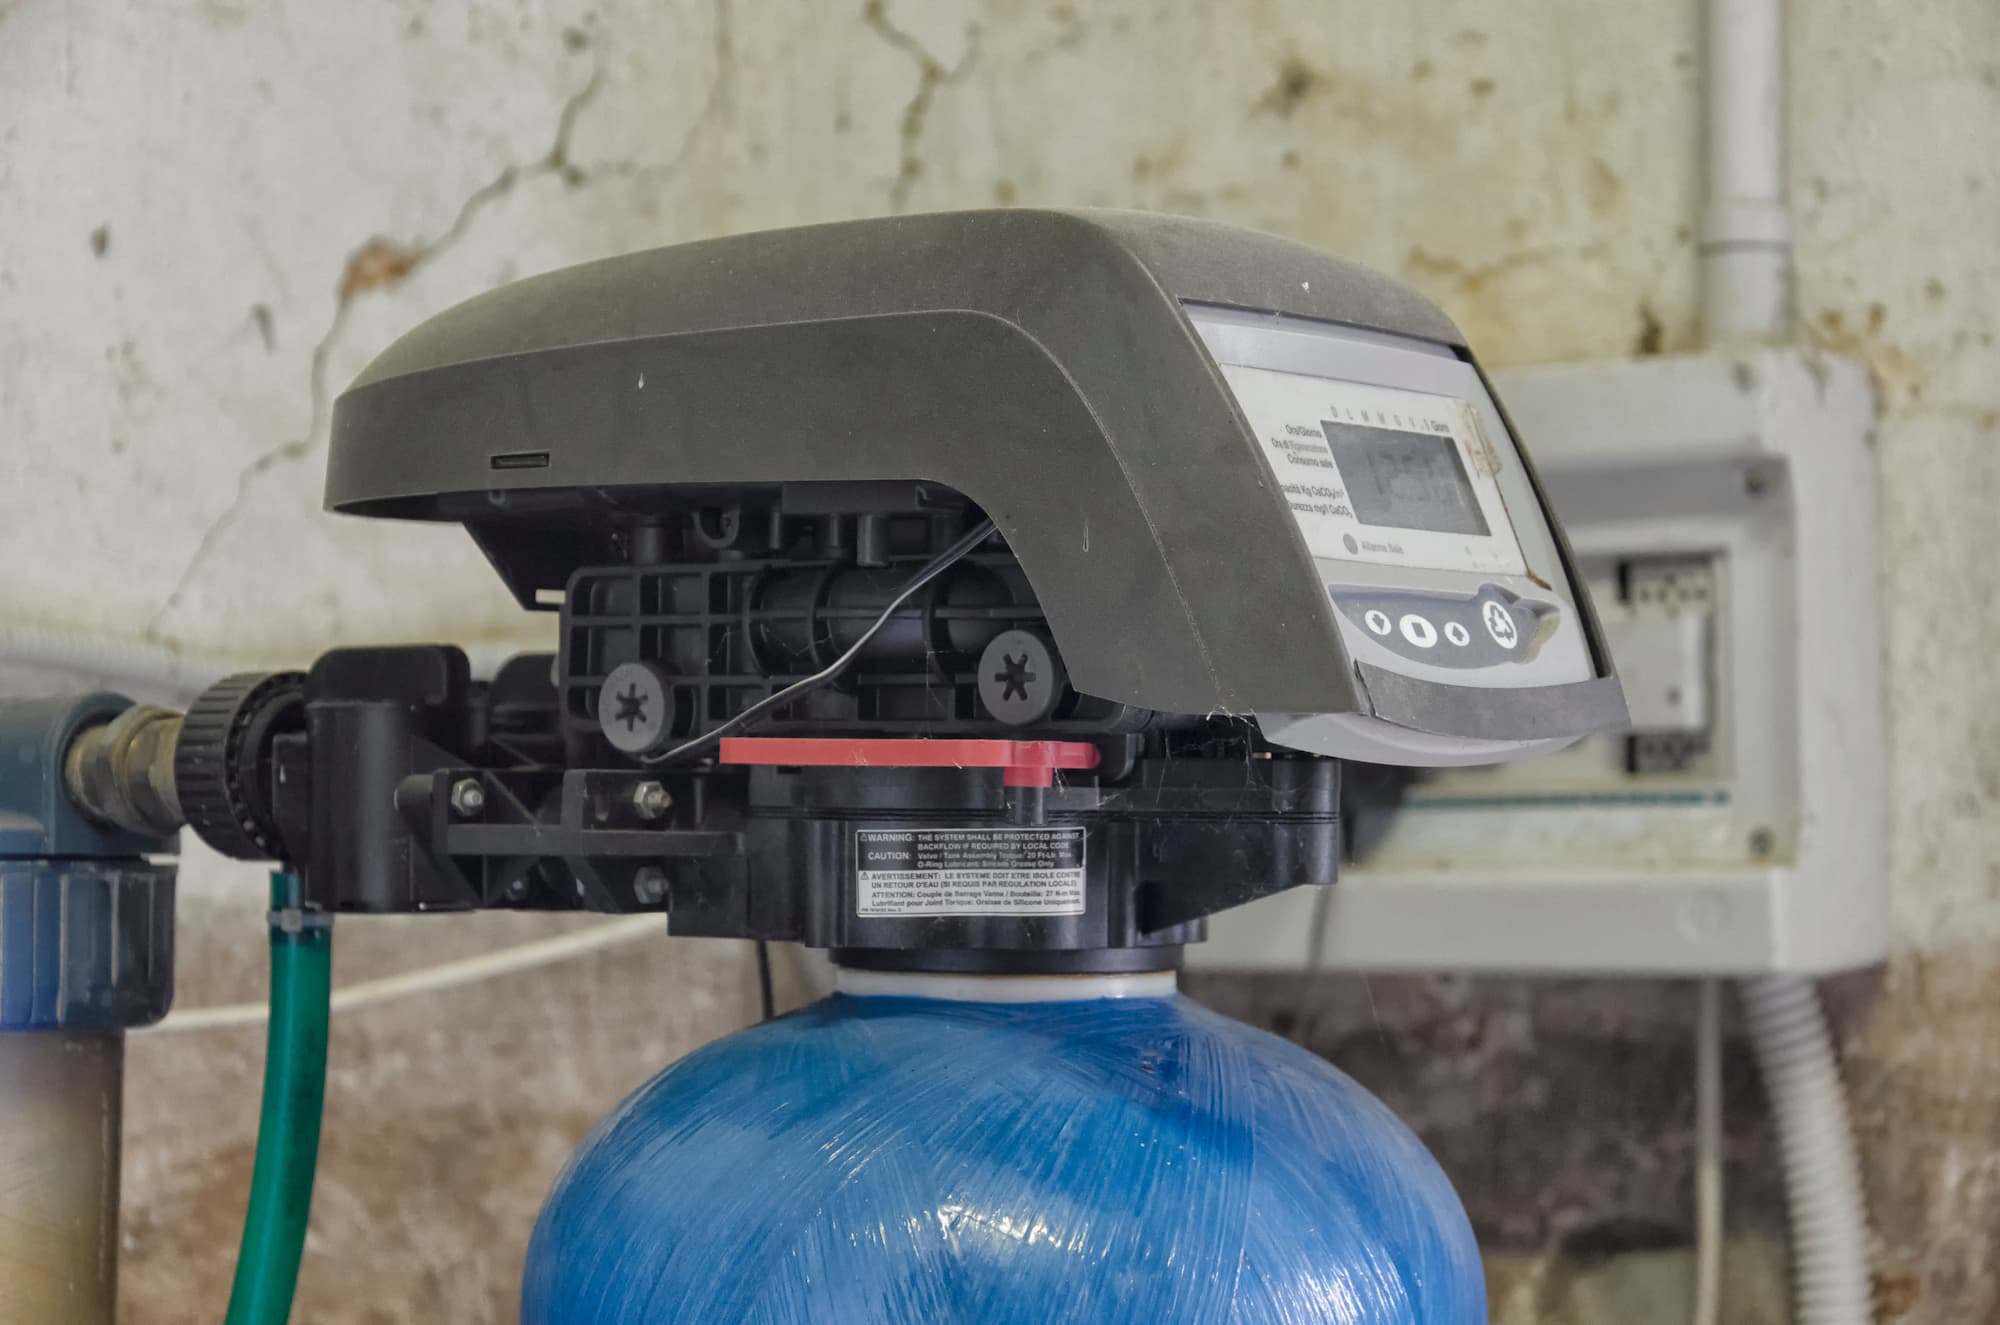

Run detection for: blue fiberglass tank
[[521, 975, 1484, 1323]]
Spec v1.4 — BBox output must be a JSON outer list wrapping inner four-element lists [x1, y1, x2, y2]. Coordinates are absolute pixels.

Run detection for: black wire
[[641, 518, 998, 766], [754, 940, 775, 1022]]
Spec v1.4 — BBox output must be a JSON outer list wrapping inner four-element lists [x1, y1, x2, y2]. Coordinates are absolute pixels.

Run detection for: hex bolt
[[449, 778, 486, 818], [633, 866, 668, 906], [632, 780, 673, 820]]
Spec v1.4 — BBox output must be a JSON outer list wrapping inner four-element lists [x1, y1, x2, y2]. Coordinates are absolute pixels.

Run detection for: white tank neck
[[834, 968, 1179, 1003]]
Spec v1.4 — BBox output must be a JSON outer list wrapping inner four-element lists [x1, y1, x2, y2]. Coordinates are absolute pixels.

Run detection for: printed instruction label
[[854, 827, 1088, 917]]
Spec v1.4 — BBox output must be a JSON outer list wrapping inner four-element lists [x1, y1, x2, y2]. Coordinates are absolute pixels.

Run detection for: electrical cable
[[1692, 978, 1724, 1325], [641, 518, 997, 766], [755, 941, 775, 1022], [147, 915, 666, 1034], [1290, 884, 1335, 1045]]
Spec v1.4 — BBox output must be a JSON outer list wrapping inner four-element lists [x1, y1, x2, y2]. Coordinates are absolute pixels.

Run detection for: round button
[[1398, 614, 1438, 648], [1362, 609, 1393, 636], [1444, 621, 1471, 647], [1482, 599, 1520, 649]]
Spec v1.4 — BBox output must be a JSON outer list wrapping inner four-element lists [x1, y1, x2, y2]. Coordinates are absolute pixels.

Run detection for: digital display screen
[[1319, 421, 1491, 537]]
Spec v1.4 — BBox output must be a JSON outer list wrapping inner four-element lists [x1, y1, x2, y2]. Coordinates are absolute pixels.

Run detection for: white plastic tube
[[1739, 976, 1872, 1325], [1696, 7, 1867, 1315], [0, 622, 243, 704], [149, 915, 668, 1034], [0, 622, 547, 705], [1701, 0, 1792, 341]]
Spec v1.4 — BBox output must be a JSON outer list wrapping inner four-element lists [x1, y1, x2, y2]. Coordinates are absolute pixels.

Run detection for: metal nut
[[633, 866, 668, 906], [449, 778, 486, 818], [632, 780, 672, 820]]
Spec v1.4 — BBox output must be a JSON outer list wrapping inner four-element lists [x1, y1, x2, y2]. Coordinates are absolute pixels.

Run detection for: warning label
[[854, 827, 1088, 918]]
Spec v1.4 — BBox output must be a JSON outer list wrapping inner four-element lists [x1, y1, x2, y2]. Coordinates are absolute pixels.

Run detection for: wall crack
[[862, 0, 981, 213], [145, 68, 608, 636], [587, 0, 734, 190]]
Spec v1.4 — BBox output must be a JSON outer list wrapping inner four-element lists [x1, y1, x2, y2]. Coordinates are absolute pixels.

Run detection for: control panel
[[1187, 304, 1607, 766]]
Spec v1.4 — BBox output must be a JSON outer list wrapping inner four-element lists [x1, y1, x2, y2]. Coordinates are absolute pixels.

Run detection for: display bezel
[[1208, 353, 1529, 577]]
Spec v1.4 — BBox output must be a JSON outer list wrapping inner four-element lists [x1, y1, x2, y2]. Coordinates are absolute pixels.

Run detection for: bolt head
[[633, 866, 668, 906], [632, 780, 672, 819], [449, 778, 486, 817]]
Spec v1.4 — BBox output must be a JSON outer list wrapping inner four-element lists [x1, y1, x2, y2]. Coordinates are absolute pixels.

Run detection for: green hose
[[224, 872, 331, 1325]]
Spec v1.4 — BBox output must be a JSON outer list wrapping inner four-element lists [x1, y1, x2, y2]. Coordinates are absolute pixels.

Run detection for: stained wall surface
[[1, 1, 1994, 1320]]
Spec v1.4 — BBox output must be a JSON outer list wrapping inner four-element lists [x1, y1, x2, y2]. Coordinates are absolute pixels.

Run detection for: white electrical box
[[1192, 349, 1885, 976]]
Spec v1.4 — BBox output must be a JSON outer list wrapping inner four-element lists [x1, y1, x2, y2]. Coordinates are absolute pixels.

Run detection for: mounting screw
[[977, 628, 1067, 726], [505, 877, 529, 900], [632, 780, 673, 820], [1744, 462, 1783, 498], [598, 661, 674, 756], [449, 778, 486, 818], [633, 866, 668, 906], [1748, 826, 1776, 858]]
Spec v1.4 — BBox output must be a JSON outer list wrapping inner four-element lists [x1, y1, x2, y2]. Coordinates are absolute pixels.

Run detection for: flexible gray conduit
[[1740, 976, 1872, 1324], [0, 622, 540, 704]]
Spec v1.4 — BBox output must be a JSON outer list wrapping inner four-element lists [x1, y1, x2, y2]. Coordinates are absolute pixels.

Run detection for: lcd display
[[1319, 421, 1491, 537]]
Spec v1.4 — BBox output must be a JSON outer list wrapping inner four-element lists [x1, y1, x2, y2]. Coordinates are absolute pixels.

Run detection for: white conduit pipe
[[0, 621, 546, 705], [1740, 977, 1873, 1324], [1697, 4, 1868, 1321], [1701, 0, 1793, 342], [0, 622, 244, 705], [1704, 0, 1872, 1320]]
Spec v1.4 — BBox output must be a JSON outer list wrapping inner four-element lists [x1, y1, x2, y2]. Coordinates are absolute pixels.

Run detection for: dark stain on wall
[[1256, 55, 1324, 117]]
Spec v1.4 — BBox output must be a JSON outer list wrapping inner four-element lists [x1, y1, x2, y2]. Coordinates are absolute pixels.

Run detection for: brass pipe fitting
[[64, 704, 185, 838]]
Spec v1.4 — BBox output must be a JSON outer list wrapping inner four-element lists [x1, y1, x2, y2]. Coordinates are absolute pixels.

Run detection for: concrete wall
[[2, 0, 1994, 1320]]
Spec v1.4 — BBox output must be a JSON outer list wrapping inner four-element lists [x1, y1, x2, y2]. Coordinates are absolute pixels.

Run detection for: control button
[[1363, 609, 1393, 636], [1398, 614, 1438, 648], [1444, 621, 1471, 647], [1482, 599, 1519, 649]]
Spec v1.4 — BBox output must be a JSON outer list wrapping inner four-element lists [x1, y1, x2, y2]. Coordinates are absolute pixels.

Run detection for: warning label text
[[854, 827, 1088, 917]]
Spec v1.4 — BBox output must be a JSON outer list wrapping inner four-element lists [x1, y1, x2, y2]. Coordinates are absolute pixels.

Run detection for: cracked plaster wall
[[1, 0, 1996, 1321]]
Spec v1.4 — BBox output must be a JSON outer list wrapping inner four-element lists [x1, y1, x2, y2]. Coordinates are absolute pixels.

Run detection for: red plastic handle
[[717, 737, 1100, 788]]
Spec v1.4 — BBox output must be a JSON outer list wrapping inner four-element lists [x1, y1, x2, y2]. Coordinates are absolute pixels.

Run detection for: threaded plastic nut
[[173, 671, 305, 861]]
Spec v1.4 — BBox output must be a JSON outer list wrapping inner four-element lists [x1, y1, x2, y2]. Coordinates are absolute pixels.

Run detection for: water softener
[[18, 210, 1625, 1322]]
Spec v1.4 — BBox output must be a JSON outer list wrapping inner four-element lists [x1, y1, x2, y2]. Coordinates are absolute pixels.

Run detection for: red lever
[[717, 736, 1100, 788]]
